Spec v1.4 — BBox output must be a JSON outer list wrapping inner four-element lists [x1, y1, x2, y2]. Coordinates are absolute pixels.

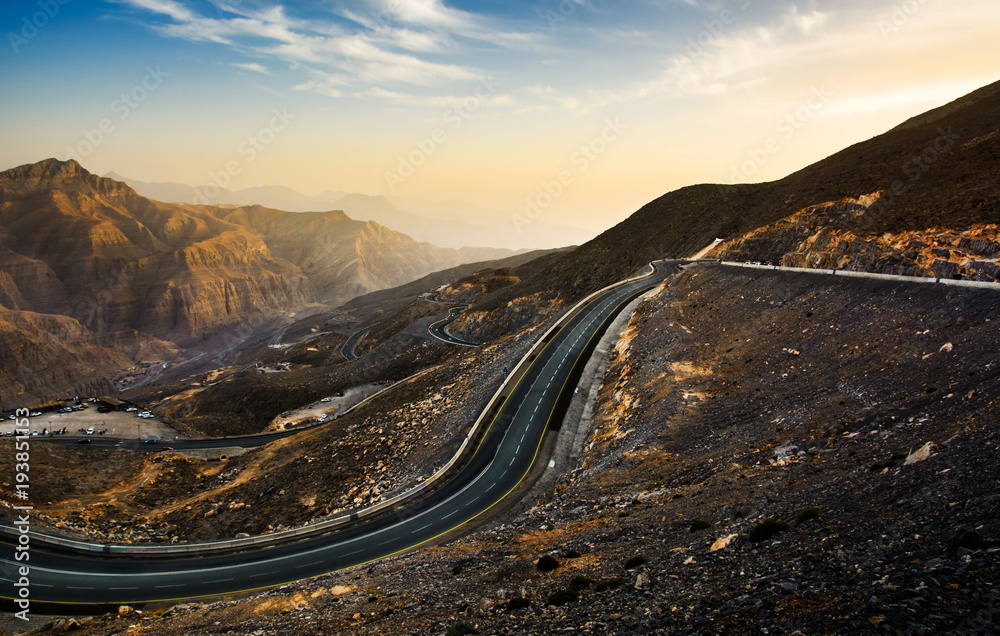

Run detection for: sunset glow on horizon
[[2, 0, 999, 244]]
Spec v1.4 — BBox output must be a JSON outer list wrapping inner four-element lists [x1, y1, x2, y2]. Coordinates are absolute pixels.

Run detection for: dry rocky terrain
[[0, 159, 514, 409], [18, 264, 1000, 635], [0, 316, 546, 544]]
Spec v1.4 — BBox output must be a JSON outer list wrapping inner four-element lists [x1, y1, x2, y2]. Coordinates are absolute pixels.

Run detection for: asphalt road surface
[[428, 306, 480, 348], [340, 327, 371, 361], [0, 261, 678, 610]]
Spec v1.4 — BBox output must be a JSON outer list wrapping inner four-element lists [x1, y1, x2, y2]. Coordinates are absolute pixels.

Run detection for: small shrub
[[537, 554, 561, 572], [505, 596, 531, 612], [547, 588, 579, 606], [569, 575, 593, 590], [452, 565, 463, 576], [594, 578, 623, 593], [690, 519, 712, 533], [795, 507, 821, 525], [624, 555, 647, 570], [445, 622, 479, 636], [560, 549, 582, 559], [748, 519, 790, 542], [733, 508, 749, 519]]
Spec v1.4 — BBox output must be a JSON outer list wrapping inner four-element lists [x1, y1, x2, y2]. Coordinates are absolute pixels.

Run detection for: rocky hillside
[[476, 79, 1000, 312], [27, 264, 1000, 635], [0, 305, 132, 407], [0, 159, 513, 407]]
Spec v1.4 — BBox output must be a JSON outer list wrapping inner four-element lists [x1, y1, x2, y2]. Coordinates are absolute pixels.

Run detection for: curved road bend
[[1, 261, 678, 610], [428, 306, 480, 348], [340, 327, 371, 361]]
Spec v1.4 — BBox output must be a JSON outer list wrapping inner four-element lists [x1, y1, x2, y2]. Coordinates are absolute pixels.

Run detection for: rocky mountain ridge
[[714, 194, 1000, 281], [0, 159, 513, 407]]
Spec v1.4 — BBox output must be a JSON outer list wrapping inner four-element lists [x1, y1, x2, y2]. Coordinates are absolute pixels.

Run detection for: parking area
[[266, 383, 383, 431], [1, 408, 180, 440]]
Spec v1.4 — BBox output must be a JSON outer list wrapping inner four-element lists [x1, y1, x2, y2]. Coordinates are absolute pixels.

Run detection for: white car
[[320, 397, 332, 403], [86, 427, 95, 435]]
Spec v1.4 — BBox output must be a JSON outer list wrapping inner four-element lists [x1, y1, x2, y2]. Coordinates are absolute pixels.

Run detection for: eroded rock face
[[716, 194, 1000, 281], [0, 159, 509, 404], [0, 304, 131, 406]]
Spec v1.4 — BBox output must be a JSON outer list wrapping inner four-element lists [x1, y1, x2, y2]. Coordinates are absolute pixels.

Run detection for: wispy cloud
[[527, 5, 842, 112], [234, 62, 271, 75], [119, 0, 533, 102]]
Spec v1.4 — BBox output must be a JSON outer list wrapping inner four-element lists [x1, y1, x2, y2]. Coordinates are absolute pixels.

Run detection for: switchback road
[[1, 261, 678, 611]]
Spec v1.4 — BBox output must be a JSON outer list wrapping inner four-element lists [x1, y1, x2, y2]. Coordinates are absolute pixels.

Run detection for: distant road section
[[428, 306, 480, 348], [341, 327, 371, 361], [0, 261, 678, 610]]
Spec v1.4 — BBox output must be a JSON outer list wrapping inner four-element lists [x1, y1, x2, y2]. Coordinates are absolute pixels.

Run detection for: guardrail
[[718, 261, 1000, 291], [0, 262, 667, 557]]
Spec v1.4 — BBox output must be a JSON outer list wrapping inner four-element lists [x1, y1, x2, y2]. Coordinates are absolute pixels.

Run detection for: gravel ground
[[16, 265, 1000, 635]]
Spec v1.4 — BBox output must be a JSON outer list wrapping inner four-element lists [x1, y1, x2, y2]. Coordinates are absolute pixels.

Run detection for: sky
[[1, 0, 998, 245]]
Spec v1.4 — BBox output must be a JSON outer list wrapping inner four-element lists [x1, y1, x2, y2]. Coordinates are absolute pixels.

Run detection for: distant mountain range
[[0, 159, 518, 406], [6, 79, 997, 408], [103, 173, 592, 251]]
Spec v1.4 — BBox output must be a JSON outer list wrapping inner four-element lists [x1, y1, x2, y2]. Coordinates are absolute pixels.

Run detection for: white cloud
[[370, 0, 474, 29], [234, 62, 270, 74], [120, 0, 530, 99]]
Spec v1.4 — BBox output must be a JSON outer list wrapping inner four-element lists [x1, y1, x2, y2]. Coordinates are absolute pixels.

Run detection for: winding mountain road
[[0, 261, 678, 611], [428, 306, 480, 348], [340, 327, 371, 361]]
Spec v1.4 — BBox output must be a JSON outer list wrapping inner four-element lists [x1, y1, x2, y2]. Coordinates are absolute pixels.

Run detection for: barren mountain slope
[[34, 264, 1000, 635]]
